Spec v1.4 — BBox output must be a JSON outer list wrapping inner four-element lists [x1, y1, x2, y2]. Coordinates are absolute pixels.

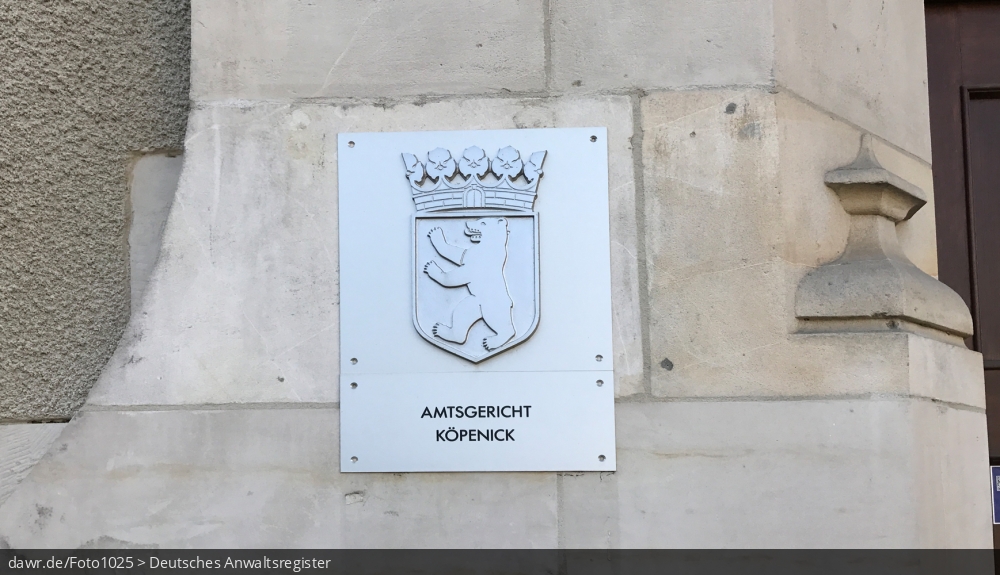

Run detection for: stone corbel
[[795, 135, 973, 342]]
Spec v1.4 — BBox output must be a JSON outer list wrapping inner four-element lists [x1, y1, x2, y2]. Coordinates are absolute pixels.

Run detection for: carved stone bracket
[[795, 135, 974, 340]]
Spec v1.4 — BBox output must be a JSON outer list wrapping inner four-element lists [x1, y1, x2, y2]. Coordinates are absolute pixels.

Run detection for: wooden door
[[926, 1, 1000, 548]]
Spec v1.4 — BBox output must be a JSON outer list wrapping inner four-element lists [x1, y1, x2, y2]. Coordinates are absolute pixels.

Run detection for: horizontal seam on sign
[[79, 402, 341, 412], [613, 394, 986, 412]]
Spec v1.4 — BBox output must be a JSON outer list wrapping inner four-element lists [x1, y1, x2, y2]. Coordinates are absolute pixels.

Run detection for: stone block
[[912, 399, 992, 548], [340, 472, 557, 548], [3, 402, 986, 548], [641, 89, 787, 397], [88, 95, 642, 406], [908, 335, 985, 411], [129, 153, 183, 308], [0, 409, 558, 548], [0, 423, 66, 508], [773, 0, 932, 161], [557, 470, 620, 548], [557, 400, 991, 548], [654, 325, 983, 407], [642, 89, 964, 400], [549, 0, 773, 92], [642, 90, 781, 282], [191, 0, 545, 100]]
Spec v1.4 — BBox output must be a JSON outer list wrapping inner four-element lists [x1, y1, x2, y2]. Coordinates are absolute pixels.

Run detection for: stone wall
[[0, 0, 990, 548], [0, 0, 190, 422]]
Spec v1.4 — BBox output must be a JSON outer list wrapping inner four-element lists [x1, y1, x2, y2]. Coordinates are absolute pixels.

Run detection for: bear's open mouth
[[465, 223, 482, 243]]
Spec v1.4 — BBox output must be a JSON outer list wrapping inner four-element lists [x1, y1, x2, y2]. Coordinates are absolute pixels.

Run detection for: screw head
[[596, 379, 604, 387], [590, 135, 597, 142], [598, 455, 606, 462], [350, 358, 358, 365], [348, 141, 355, 148], [350, 382, 358, 389], [350, 456, 358, 463], [595, 355, 603, 362]]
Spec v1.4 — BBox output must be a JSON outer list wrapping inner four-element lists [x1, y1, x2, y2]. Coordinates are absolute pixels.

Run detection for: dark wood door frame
[[963, 86, 1000, 361], [926, 1, 1000, 552], [926, 3, 1000, 362]]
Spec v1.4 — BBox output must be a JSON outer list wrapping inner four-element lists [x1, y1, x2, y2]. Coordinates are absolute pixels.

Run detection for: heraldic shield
[[405, 145, 545, 363]]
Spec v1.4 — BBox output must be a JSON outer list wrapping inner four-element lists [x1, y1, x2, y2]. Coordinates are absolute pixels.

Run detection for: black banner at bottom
[[0, 549, 995, 575]]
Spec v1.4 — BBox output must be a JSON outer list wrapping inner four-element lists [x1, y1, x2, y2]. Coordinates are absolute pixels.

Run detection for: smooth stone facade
[[0, 0, 989, 550], [0, 424, 66, 509], [0, 400, 985, 548], [86, 97, 644, 407], [191, 0, 547, 100]]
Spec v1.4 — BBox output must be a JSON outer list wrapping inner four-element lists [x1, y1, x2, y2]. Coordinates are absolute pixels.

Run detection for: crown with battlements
[[402, 146, 546, 213]]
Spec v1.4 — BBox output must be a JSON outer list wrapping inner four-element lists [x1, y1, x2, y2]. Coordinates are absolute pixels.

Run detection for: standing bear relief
[[423, 217, 516, 351]]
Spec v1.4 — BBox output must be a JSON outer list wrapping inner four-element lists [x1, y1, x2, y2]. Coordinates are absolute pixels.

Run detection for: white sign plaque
[[339, 127, 616, 472]]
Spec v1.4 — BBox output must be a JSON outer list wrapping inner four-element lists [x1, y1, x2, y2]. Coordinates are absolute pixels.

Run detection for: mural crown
[[402, 145, 547, 213]]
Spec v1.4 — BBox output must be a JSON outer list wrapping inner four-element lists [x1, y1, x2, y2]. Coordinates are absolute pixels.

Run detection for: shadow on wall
[[129, 153, 184, 308]]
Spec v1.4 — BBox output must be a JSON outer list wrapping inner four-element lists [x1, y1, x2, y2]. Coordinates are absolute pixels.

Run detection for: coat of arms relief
[[404, 145, 546, 362]]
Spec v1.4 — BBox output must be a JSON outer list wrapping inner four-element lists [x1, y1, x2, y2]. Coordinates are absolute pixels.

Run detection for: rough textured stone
[[191, 0, 546, 101], [86, 96, 643, 406], [0, 423, 66, 508], [773, 0, 932, 161], [0, 409, 557, 548], [0, 1, 190, 421], [129, 153, 184, 307], [549, 0, 774, 92]]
